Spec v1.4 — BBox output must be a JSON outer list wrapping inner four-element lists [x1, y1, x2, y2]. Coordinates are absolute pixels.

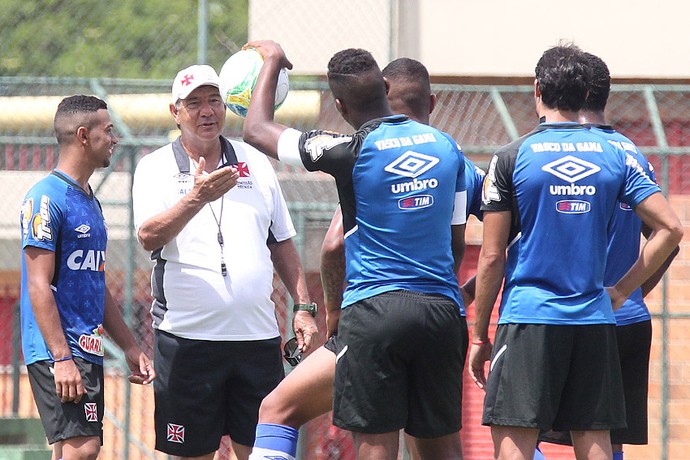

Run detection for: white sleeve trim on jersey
[[507, 231, 521, 250], [452, 190, 468, 225], [277, 128, 306, 167], [344, 224, 358, 240]]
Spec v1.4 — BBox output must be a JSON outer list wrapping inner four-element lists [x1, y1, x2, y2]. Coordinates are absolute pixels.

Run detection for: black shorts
[[27, 357, 104, 444], [153, 331, 284, 457], [333, 290, 468, 438], [612, 320, 651, 444], [483, 323, 626, 432], [539, 320, 652, 446], [324, 334, 337, 354]]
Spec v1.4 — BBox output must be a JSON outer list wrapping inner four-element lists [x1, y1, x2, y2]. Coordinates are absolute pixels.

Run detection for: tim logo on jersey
[[556, 200, 591, 214], [398, 194, 434, 210]]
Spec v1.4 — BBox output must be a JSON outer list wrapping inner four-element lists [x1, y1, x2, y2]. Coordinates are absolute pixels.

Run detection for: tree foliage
[[0, 0, 248, 78]]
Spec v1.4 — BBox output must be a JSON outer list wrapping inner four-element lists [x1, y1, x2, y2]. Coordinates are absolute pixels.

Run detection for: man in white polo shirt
[[132, 64, 318, 460]]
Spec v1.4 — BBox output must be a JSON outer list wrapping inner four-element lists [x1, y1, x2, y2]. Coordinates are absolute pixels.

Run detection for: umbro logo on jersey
[[75, 224, 91, 238], [387, 152, 440, 194], [542, 155, 601, 183], [385, 151, 439, 178]]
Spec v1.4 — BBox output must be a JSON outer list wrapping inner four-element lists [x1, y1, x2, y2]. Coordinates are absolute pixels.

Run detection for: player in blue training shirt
[[243, 42, 468, 460], [20, 95, 154, 460], [469, 44, 682, 460], [537, 52, 680, 460], [243, 57, 483, 460]]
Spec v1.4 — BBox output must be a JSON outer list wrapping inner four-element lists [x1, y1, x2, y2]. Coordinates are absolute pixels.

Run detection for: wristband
[[293, 302, 318, 317], [53, 355, 73, 362], [472, 339, 490, 345]]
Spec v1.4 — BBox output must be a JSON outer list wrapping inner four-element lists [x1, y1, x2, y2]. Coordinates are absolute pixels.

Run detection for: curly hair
[[327, 48, 379, 78], [582, 52, 611, 113], [535, 43, 590, 113], [326, 48, 387, 112]]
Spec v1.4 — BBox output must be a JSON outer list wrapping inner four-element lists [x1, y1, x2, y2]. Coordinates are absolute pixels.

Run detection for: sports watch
[[293, 302, 317, 317]]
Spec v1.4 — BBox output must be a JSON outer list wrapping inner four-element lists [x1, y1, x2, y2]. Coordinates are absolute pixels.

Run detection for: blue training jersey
[[482, 122, 660, 325], [20, 170, 108, 365], [590, 125, 655, 325], [297, 115, 467, 312]]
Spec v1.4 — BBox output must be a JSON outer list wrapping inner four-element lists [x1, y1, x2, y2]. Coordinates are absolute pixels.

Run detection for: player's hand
[[190, 157, 239, 203], [606, 285, 626, 311], [53, 359, 85, 404], [325, 308, 340, 338], [124, 347, 155, 385], [293, 311, 318, 353], [244, 40, 293, 70], [469, 341, 493, 390]]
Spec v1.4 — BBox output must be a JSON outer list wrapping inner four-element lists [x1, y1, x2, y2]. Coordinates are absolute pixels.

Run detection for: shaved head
[[54, 95, 108, 145], [382, 58, 432, 122]]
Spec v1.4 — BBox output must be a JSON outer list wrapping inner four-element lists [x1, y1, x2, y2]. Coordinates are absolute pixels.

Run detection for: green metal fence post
[[490, 87, 520, 142], [644, 85, 670, 460], [198, 0, 208, 65]]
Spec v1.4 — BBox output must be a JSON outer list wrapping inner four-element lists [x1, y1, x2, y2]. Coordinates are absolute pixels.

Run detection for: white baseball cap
[[171, 64, 220, 103]]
